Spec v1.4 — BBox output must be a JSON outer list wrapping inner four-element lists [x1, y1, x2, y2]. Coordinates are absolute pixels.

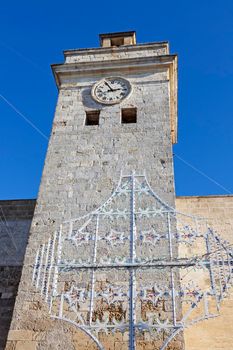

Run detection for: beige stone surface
[[15, 341, 36, 350], [176, 195, 233, 350], [7, 331, 33, 341]]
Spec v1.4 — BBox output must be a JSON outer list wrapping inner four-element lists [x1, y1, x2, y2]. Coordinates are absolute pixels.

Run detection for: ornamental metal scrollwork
[[32, 172, 233, 350]]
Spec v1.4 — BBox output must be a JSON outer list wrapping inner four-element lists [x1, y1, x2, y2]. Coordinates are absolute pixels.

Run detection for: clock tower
[[7, 32, 183, 350]]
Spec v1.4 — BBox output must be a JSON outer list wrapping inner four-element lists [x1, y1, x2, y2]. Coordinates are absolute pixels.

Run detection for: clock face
[[91, 77, 132, 105]]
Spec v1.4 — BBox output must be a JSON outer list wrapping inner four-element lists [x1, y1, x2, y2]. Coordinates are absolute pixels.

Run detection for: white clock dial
[[91, 77, 132, 105]]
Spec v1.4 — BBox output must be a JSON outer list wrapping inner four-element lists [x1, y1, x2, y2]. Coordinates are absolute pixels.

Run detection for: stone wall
[[176, 195, 233, 350], [1, 196, 233, 349], [0, 200, 35, 350]]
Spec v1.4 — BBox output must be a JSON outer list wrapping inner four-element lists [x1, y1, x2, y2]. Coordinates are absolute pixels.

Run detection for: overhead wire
[[0, 39, 47, 74], [174, 153, 232, 194], [0, 93, 49, 141]]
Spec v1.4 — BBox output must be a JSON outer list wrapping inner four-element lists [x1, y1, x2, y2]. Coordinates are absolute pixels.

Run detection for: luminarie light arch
[[32, 172, 233, 350]]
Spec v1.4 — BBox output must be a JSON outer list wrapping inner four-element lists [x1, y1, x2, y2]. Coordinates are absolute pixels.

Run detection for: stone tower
[[6, 32, 183, 349]]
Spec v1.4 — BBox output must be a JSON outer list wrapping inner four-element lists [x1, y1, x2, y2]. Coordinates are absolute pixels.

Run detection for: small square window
[[121, 108, 137, 124], [85, 110, 100, 126]]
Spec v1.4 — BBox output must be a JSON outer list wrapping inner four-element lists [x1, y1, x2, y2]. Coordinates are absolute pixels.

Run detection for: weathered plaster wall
[[176, 195, 233, 350]]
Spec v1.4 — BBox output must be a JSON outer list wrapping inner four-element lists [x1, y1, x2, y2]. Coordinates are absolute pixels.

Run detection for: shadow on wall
[[0, 199, 36, 350], [0, 266, 24, 350]]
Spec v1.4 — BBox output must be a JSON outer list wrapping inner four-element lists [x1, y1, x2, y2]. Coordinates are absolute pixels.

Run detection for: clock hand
[[104, 81, 114, 91], [105, 88, 124, 93]]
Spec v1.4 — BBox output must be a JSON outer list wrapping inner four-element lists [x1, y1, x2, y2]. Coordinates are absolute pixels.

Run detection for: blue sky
[[0, 0, 233, 199]]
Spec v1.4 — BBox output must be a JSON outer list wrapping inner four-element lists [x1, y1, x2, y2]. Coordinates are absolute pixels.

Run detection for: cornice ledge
[[63, 41, 169, 57], [52, 54, 177, 84]]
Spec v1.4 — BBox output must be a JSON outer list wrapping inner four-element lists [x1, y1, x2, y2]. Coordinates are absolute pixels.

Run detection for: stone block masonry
[[176, 195, 233, 350], [1, 195, 233, 349]]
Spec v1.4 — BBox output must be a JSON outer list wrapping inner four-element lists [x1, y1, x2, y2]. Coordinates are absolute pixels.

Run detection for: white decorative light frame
[[32, 172, 233, 350]]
